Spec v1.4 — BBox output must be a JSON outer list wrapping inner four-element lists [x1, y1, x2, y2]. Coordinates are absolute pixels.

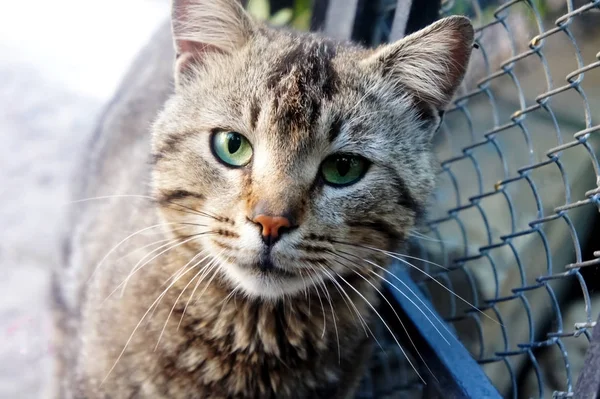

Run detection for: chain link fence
[[364, 0, 600, 397]]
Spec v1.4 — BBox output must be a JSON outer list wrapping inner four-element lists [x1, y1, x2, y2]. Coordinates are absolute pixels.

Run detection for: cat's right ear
[[171, 0, 255, 85], [360, 16, 474, 112]]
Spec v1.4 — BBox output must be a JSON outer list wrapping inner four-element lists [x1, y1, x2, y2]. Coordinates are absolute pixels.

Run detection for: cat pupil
[[227, 133, 242, 154], [336, 157, 350, 176]]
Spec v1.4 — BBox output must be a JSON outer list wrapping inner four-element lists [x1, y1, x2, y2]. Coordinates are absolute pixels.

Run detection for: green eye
[[211, 131, 253, 167], [320, 154, 369, 187]]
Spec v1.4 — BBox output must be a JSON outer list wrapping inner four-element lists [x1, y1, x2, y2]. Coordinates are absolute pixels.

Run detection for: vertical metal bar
[[574, 314, 600, 398], [322, 0, 360, 40], [389, 0, 413, 41], [310, 0, 330, 31]]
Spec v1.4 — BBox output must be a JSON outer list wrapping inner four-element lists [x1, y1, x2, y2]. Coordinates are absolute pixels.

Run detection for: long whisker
[[155, 265, 207, 348], [323, 264, 425, 384], [155, 254, 221, 349], [335, 249, 453, 344], [87, 223, 189, 283], [161, 201, 219, 221], [101, 237, 207, 305], [309, 266, 357, 335], [68, 193, 220, 221], [347, 83, 381, 117], [147, 249, 211, 323], [187, 259, 222, 309], [147, 258, 201, 322], [333, 240, 500, 325], [391, 257, 499, 325], [218, 280, 242, 313], [333, 240, 449, 271], [314, 266, 340, 364], [68, 194, 157, 204], [155, 190, 225, 221], [297, 268, 310, 309], [157, 249, 208, 291], [409, 230, 452, 244], [101, 264, 199, 385], [102, 241, 206, 308], [327, 251, 438, 383], [317, 265, 381, 354], [316, 264, 373, 341], [177, 251, 225, 330], [120, 233, 214, 296], [112, 233, 190, 264], [304, 267, 327, 338], [384, 251, 448, 271]]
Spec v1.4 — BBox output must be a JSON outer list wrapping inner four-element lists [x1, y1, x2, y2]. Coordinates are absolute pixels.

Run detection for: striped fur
[[54, 1, 473, 397]]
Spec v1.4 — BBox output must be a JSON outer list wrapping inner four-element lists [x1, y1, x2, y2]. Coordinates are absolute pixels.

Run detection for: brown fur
[[52, 1, 474, 398]]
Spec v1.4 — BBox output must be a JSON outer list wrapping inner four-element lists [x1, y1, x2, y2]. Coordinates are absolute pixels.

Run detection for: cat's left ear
[[361, 16, 474, 112], [171, 0, 255, 84]]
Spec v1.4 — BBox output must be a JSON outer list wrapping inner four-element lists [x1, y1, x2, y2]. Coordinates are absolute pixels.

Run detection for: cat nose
[[251, 215, 293, 246]]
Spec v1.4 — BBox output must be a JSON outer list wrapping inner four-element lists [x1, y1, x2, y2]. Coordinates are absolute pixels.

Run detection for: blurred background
[[0, 1, 168, 397], [0, 0, 598, 398]]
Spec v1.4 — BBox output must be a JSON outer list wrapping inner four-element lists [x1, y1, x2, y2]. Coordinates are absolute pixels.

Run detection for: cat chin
[[219, 262, 312, 300]]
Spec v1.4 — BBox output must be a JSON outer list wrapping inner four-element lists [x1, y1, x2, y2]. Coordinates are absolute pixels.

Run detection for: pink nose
[[252, 215, 291, 241]]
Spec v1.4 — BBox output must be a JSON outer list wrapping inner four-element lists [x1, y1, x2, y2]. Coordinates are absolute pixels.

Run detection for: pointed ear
[[171, 0, 255, 83], [361, 16, 474, 110]]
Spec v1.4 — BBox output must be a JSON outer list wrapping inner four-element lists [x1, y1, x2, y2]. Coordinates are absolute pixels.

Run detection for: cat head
[[151, 0, 473, 300]]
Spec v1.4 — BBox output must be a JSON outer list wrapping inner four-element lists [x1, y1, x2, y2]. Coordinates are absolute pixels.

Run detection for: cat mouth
[[223, 254, 321, 298], [252, 257, 297, 278]]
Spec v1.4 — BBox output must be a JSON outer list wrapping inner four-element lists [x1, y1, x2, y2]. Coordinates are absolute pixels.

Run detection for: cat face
[[151, 0, 473, 299]]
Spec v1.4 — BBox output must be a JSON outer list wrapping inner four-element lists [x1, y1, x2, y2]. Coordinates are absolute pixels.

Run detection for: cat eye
[[320, 154, 369, 187], [211, 131, 253, 167]]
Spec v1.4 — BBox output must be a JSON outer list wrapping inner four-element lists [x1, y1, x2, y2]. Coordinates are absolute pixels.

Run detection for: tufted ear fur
[[171, 0, 255, 84], [361, 16, 474, 111]]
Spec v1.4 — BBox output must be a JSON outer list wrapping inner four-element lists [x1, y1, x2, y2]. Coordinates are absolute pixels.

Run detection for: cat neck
[[147, 249, 379, 397]]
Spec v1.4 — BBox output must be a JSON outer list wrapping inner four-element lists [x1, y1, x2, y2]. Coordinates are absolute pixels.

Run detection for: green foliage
[[246, 0, 271, 21], [531, 0, 549, 18], [246, 0, 313, 30]]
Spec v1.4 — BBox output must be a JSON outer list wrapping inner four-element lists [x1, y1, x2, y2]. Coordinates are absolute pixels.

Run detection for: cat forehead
[[173, 31, 414, 153], [257, 35, 342, 138], [246, 35, 404, 144], [205, 35, 372, 146]]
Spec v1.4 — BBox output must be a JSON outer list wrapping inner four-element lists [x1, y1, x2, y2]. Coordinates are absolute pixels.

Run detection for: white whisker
[[334, 241, 500, 326], [68, 193, 219, 220], [315, 267, 340, 364], [68, 194, 157, 204], [177, 251, 225, 330], [305, 267, 327, 338], [120, 233, 212, 297], [101, 264, 198, 386], [100, 236, 207, 306], [155, 253, 218, 350], [112, 234, 188, 264], [327, 266, 425, 384], [329, 251, 438, 383], [317, 264, 371, 339], [88, 223, 185, 283], [336, 249, 453, 344], [409, 229, 450, 244]]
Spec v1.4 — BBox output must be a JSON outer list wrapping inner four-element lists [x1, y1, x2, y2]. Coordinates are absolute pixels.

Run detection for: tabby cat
[[51, 0, 474, 397]]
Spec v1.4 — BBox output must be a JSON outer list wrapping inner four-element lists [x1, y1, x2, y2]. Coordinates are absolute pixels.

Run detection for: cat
[[51, 0, 474, 397]]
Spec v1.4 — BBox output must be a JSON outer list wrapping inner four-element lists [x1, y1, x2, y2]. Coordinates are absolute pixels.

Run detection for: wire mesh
[[371, 0, 600, 397]]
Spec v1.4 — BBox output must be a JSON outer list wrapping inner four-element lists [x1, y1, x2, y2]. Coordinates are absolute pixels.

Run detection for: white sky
[[0, 0, 169, 99]]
